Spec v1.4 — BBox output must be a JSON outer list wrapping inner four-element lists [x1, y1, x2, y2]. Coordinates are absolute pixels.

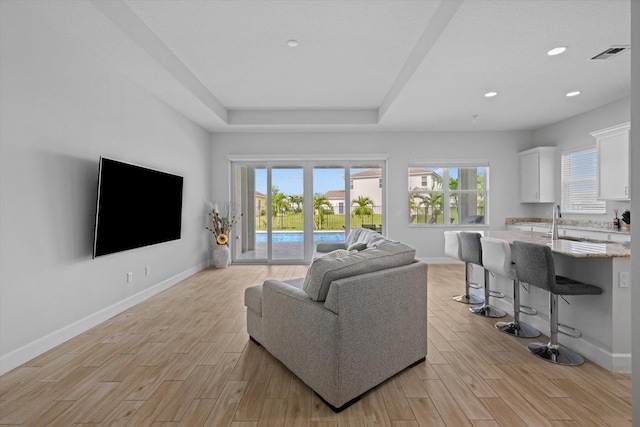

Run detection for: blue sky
[[255, 168, 359, 195]]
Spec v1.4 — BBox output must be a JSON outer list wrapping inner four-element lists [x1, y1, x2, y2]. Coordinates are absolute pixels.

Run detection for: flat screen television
[[93, 157, 184, 258]]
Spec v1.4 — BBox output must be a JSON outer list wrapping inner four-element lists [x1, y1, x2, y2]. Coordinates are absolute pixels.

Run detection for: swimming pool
[[255, 231, 345, 243]]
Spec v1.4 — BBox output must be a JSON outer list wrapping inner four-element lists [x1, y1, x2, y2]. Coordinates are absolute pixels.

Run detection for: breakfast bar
[[469, 230, 631, 372]]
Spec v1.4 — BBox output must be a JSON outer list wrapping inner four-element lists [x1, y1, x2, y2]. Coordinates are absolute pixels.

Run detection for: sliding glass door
[[350, 163, 384, 234], [313, 165, 347, 247], [233, 165, 267, 262], [232, 159, 385, 264], [271, 166, 305, 261]]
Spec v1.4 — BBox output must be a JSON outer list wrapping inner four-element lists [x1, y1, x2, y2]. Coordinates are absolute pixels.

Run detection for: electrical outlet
[[619, 272, 630, 288], [145, 266, 151, 276], [127, 272, 133, 283]]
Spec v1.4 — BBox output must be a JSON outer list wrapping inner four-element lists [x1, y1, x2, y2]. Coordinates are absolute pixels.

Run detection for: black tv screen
[[93, 157, 183, 257]]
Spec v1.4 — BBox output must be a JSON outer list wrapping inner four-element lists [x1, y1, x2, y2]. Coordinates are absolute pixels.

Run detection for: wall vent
[[590, 45, 630, 60]]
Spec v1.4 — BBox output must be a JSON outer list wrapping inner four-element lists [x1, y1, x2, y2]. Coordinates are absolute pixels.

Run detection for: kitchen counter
[[486, 230, 630, 258], [465, 230, 631, 372], [505, 217, 631, 241]]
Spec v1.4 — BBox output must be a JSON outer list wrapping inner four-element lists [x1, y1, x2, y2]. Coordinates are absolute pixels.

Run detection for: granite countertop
[[505, 217, 631, 236], [486, 230, 631, 258]]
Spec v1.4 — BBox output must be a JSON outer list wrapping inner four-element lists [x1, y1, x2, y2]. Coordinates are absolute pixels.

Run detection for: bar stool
[[512, 240, 602, 366], [459, 232, 505, 318], [480, 237, 539, 338], [444, 231, 483, 304]]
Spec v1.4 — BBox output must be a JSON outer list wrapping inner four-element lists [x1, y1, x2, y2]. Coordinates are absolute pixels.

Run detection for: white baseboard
[[0, 262, 207, 375], [490, 297, 631, 373]]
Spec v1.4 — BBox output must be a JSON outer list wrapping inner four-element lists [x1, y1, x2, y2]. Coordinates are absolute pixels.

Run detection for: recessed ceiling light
[[566, 91, 581, 97], [287, 40, 299, 47], [484, 91, 498, 98], [548, 46, 567, 56]]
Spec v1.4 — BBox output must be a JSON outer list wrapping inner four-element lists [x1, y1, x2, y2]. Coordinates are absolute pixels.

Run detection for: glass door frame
[[229, 155, 388, 265]]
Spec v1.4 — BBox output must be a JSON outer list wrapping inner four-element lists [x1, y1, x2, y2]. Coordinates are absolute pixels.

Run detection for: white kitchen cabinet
[[591, 122, 631, 201], [519, 147, 556, 203]]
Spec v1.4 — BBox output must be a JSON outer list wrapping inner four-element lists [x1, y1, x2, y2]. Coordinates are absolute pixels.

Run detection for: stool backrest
[[444, 231, 462, 260], [480, 237, 513, 279], [512, 240, 556, 292], [459, 232, 482, 265]]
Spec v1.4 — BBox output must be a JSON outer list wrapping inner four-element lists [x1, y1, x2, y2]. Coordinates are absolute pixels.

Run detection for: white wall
[[529, 97, 631, 221], [630, 0, 639, 422], [211, 131, 533, 260], [0, 2, 211, 373]]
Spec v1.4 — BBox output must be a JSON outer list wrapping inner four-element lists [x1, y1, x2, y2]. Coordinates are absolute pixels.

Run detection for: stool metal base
[[495, 321, 540, 338], [453, 294, 483, 304], [527, 342, 585, 366], [469, 304, 506, 318]]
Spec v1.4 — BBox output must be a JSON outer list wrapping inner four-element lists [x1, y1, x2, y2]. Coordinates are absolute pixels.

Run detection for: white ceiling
[[21, 0, 631, 132]]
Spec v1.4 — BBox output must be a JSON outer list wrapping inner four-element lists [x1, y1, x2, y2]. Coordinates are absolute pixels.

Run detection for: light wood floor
[[0, 264, 632, 426]]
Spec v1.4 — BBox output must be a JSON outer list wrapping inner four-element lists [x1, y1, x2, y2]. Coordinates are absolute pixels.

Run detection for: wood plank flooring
[[0, 264, 632, 426]]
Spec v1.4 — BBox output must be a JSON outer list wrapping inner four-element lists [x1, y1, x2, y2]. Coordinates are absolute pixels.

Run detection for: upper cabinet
[[591, 122, 631, 201], [519, 147, 556, 203]]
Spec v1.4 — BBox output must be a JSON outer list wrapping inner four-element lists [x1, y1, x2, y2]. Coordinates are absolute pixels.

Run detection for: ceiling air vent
[[590, 45, 630, 60]]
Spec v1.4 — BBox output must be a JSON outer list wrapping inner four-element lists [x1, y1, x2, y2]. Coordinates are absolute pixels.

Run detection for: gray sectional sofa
[[244, 228, 428, 412]]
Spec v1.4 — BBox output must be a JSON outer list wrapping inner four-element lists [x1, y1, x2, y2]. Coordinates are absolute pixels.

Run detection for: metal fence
[[256, 206, 383, 231]]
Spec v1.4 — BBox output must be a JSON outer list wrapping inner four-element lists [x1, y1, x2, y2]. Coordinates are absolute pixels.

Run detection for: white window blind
[[561, 148, 606, 214]]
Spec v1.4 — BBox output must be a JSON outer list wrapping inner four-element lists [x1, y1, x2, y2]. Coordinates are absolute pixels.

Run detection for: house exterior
[[323, 167, 440, 213], [324, 190, 346, 214], [408, 167, 441, 191]]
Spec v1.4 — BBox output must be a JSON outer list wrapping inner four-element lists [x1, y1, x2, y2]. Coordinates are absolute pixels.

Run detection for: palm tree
[[351, 195, 374, 226], [288, 194, 304, 213], [271, 186, 290, 229], [409, 193, 419, 223], [422, 193, 444, 223], [313, 193, 333, 229]]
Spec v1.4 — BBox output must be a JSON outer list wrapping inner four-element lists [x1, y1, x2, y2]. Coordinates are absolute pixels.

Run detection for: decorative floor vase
[[212, 244, 231, 268]]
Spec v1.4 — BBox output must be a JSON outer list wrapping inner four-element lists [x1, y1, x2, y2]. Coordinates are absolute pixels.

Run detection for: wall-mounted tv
[[93, 157, 183, 258]]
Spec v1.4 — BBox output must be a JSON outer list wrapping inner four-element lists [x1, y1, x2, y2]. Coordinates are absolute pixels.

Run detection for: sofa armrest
[[261, 279, 339, 403], [262, 280, 338, 345], [316, 241, 347, 253]]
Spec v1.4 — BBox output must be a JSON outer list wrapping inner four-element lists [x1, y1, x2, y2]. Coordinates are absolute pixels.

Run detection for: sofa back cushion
[[303, 241, 416, 302]]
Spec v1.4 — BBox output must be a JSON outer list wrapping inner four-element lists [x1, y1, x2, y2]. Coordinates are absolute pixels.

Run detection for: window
[[230, 158, 386, 264], [561, 148, 605, 214], [409, 164, 488, 225]]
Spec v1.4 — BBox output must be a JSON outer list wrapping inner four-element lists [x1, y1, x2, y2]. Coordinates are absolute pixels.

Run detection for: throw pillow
[[347, 242, 368, 252]]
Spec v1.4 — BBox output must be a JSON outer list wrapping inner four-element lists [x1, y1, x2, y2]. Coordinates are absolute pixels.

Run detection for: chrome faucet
[[551, 204, 561, 241]]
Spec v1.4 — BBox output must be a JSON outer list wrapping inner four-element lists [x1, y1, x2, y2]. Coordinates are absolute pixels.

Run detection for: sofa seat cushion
[[303, 241, 416, 302], [245, 285, 263, 317]]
